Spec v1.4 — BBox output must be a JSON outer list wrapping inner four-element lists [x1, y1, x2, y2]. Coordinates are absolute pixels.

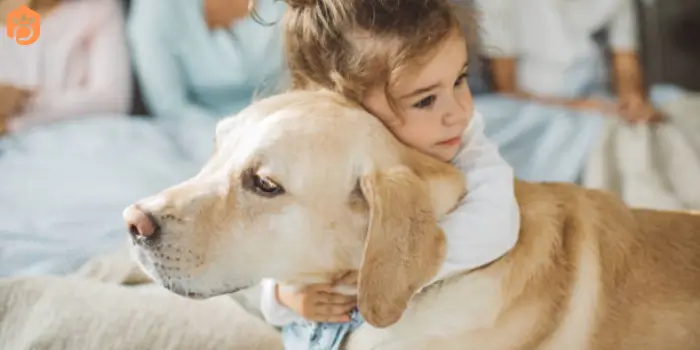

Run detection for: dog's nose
[[123, 205, 160, 239]]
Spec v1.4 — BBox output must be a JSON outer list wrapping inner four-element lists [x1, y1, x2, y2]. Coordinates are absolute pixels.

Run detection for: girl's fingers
[[314, 314, 351, 323], [314, 303, 354, 318], [309, 283, 336, 293], [323, 292, 355, 304], [305, 309, 349, 323], [339, 299, 358, 313], [333, 271, 359, 286], [330, 296, 358, 310]]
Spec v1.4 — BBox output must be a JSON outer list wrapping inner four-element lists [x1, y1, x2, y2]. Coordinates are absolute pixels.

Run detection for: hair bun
[[284, 0, 318, 9]]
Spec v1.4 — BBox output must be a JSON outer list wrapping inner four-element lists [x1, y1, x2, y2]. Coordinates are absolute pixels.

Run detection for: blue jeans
[[282, 309, 364, 350]]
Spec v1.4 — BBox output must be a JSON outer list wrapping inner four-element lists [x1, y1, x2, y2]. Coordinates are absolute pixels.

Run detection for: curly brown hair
[[283, 0, 476, 107]]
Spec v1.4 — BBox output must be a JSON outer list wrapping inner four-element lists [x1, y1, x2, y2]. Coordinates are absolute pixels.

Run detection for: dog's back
[[513, 181, 700, 350], [349, 180, 700, 350], [591, 208, 700, 349]]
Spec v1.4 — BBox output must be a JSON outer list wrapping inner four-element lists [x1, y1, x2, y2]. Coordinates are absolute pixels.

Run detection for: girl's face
[[204, 0, 251, 28], [362, 33, 472, 162]]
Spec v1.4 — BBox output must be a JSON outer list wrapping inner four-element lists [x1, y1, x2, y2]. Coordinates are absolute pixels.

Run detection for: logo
[[5, 5, 40, 46]]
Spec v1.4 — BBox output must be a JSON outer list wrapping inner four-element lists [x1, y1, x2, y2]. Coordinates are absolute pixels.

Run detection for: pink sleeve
[[10, 0, 131, 131]]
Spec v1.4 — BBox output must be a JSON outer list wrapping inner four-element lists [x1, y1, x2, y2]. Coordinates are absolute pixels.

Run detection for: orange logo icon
[[5, 5, 41, 46]]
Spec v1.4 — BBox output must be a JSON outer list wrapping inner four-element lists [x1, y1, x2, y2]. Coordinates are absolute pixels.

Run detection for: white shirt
[[0, 0, 131, 131], [260, 111, 520, 326], [476, 0, 638, 97]]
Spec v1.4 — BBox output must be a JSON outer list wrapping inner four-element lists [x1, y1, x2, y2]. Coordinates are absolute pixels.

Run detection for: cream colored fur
[[127, 90, 700, 350]]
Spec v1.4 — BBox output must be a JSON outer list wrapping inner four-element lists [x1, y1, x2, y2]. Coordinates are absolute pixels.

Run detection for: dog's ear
[[402, 147, 466, 217], [357, 163, 451, 328]]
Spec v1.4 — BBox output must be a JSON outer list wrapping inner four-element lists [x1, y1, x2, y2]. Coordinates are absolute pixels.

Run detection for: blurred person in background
[[0, 0, 131, 135], [469, 0, 687, 183], [478, 0, 670, 121], [0, 0, 196, 278], [127, 0, 286, 164]]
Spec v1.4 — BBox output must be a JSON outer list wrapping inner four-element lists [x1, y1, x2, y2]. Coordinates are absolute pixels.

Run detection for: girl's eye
[[412, 95, 436, 109], [454, 72, 468, 87]]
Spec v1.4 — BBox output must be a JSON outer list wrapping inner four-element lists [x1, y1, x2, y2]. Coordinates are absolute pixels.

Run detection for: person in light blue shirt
[[127, 0, 286, 163]]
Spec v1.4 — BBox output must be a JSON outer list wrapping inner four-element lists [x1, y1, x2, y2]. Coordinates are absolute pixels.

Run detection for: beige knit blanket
[[0, 247, 281, 350], [584, 94, 700, 210]]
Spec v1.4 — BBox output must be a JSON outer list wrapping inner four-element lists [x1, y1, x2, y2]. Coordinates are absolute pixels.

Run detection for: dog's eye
[[252, 174, 284, 196]]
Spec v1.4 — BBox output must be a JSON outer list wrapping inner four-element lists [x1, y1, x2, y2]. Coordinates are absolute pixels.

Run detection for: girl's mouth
[[437, 136, 461, 147]]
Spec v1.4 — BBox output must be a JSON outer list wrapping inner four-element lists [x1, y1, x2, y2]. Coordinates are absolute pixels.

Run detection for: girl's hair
[[283, 0, 476, 105]]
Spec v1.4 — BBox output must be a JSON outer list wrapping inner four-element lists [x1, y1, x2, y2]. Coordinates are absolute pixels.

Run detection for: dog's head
[[124, 90, 465, 327]]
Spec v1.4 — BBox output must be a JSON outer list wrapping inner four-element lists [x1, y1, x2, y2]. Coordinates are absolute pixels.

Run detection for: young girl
[[260, 0, 520, 348]]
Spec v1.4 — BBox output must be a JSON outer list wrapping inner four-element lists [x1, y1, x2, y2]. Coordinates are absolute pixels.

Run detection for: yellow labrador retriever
[[124, 90, 700, 350]]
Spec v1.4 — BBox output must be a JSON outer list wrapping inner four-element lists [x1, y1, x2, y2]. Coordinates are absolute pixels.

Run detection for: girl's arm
[[428, 111, 520, 284], [128, 0, 220, 160], [259, 278, 302, 327], [10, 0, 131, 131]]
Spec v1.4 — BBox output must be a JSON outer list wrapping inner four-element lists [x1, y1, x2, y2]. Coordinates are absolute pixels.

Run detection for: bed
[[0, 115, 201, 278]]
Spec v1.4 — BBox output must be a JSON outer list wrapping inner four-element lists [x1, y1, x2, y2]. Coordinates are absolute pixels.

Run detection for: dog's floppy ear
[[402, 148, 467, 218], [357, 164, 449, 328]]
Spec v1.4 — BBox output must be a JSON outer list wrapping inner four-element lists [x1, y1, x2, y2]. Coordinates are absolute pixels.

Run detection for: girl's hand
[[276, 272, 358, 323]]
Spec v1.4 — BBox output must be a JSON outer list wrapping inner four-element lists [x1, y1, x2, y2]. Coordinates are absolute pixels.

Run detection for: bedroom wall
[[636, 0, 700, 92]]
